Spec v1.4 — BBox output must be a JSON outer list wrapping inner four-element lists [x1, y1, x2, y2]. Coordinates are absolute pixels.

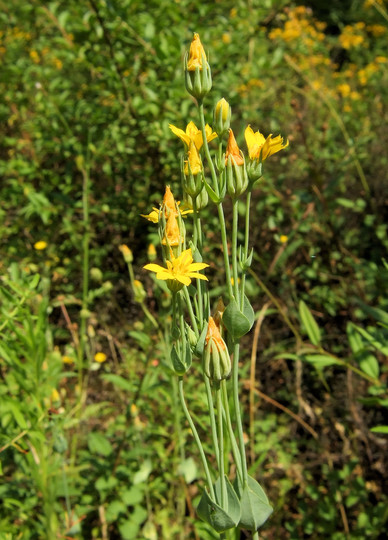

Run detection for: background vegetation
[[1, 0, 387, 538]]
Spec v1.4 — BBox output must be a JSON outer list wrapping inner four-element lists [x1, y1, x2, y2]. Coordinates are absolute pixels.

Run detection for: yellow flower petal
[[169, 124, 190, 147]]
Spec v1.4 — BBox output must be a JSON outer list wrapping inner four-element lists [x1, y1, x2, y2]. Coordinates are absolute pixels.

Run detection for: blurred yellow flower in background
[[34, 241, 47, 250], [94, 352, 107, 363]]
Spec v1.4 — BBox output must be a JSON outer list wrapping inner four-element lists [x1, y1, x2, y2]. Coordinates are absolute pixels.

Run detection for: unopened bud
[[214, 98, 231, 136], [203, 317, 231, 381], [119, 244, 133, 263], [185, 33, 212, 101]]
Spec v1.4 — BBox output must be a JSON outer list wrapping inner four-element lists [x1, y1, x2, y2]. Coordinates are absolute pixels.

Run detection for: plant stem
[[216, 382, 227, 507], [239, 189, 252, 310], [204, 377, 220, 469], [178, 377, 215, 499], [232, 199, 240, 305], [221, 379, 243, 482], [217, 202, 234, 299], [232, 342, 248, 485]]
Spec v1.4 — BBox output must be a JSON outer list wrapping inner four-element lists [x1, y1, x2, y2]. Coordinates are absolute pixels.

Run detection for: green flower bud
[[203, 317, 231, 382], [226, 155, 249, 199], [213, 98, 231, 136]]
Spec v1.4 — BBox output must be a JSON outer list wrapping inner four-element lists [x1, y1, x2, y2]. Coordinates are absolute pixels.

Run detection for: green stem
[[178, 377, 215, 499], [78, 159, 91, 385], [232, 199, 240, 305], [204, 377, 220, 469], [217, 202, 234, 299], [216, 382, 227, 507], [183, 287, 199, 336], [221, 379, 243, 482], [240, 189, 252, 310], [232, 342, 248, 485], [198, 101, 219, 194]]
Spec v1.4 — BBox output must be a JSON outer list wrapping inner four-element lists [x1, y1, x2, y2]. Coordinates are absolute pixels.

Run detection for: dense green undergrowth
[[1, 0, 387, 538]]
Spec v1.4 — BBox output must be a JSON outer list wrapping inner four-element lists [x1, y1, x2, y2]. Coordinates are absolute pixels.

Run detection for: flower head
[[245, 125, 288, 162], [225, 129, 244, 166], [187, 33, 206, 71], [94, 352, 107, 363], [169, 121, 217, 150], [144, 248, 209, 291], [141, 185, 192, 223], [34, 241, 47, 251]]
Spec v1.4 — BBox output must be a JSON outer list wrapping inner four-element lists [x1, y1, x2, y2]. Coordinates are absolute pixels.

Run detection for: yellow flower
[[225, 129, 244, 166], [187, 33, 206, 71], [34, 241, 47, 250], [169, 121, 217, 150], [337, 83, 351, 97], [245, 125, 288, 161], [280, 235, 288, 244], [51, 388, 60, 402], [144, 248, 209, 289], [184, 141, 202, 175], [94, 352, 107, 363], [62, 355, 74, 364], [141, 208, 160, 223], [141, 186, 192, 223]]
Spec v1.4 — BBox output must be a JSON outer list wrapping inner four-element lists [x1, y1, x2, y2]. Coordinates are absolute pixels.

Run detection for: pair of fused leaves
[[193, 295, 255, 359], [223, 295, 255, 341], [197, 475, 273, 533]]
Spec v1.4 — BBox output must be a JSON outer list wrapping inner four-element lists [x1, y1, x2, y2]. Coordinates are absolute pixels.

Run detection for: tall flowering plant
[[142, 33, 288, 538]]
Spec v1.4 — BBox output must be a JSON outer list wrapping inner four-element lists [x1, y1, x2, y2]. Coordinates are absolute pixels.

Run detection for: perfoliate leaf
[[197, 476, 240, 532], [223, 298, 252, 340], [237, 476, 273, 531]]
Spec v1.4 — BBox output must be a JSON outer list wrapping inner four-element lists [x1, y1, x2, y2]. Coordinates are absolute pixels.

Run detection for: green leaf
[[197, 476, 240, 532], [243, 295, 255, 328], [237, 476, 273, 531], [194, 322, 208, 357], [299, 300, 321, 345], [122, 486, 144, 506], [87, 432, 113, 457], [353, 326, 388, 356], [133, 459, 152, 485], [203, 177, 222, 203], [360, 354, 379, 379], [223, 298, 252, 340], [177, 457, 198, 484], [171, 343, 191, 375], [102, 374, 132, 392], [347, 322, 363, 354], [304, 354, 342, 368], [370, 425, 388, 434]]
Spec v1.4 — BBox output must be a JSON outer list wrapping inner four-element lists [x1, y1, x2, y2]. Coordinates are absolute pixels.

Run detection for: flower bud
[[213, 98, 231, 136], [203, 317, 231, 381], [225, 130, 248, 198], [182, 143, 204, 198], [185, 33, 212, 101], [147, 243, 157, 261], [162, 214, 183, 247], [119, 244, 133, 263], [133, 279, 146, 303]]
